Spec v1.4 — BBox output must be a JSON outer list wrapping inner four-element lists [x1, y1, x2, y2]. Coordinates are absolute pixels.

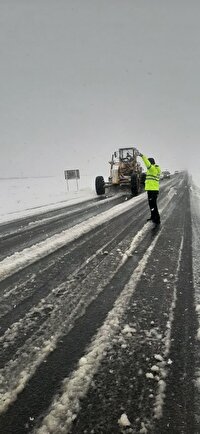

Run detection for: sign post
[[64, 169, 80, 191]]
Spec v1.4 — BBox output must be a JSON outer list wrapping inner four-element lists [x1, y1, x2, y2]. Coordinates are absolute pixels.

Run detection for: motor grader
[[95, 147, 146, 196]]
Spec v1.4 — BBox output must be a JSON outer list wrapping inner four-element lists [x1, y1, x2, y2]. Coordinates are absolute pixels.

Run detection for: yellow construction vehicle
[[95, 147, 146, 196]]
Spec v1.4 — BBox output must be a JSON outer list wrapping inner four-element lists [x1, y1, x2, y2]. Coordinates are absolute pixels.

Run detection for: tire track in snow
[[0, 195, 126, 261], [0, 194, 145, 281]]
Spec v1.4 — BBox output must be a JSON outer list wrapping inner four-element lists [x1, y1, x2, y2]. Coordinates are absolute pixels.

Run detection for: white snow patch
[[151, 365, 160, 373], [154, 380, 166, 419], [154, 354, 163, 362], [118, 413, 131, 427], [146, 372, 154, 379], [122, 324, 136, 335]]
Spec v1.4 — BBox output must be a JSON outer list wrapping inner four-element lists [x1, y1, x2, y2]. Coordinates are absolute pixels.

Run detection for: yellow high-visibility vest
[[142, 155, 161, 191]]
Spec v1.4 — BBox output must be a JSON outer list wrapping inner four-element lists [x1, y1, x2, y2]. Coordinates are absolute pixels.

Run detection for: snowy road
[[0, 195, 128, 261], [0, 173, 199, 434]]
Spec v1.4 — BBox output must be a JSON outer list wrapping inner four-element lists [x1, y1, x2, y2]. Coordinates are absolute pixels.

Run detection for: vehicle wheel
[[131, 173, 139, 196], [140, 172, 146, 187], [95, 176, 105, 195]]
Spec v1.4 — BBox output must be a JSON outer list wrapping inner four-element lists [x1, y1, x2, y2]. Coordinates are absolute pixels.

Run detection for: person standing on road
[[134, 148, 161, 225]]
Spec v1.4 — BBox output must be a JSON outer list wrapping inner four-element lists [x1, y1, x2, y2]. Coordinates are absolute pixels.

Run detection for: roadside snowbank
[[0, 176, 96, 223]]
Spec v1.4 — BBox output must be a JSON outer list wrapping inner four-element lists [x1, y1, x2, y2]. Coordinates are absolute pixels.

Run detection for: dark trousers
[[147, 191, 160, 224]]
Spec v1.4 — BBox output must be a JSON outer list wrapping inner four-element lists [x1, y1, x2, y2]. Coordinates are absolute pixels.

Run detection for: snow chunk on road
[[122, 324, 136, 335], [154, 354, 163, 362], [78, 357, 88, 366], [151, 365, 160, 372], [146, 372, 154, 379], [118, 413, 131, 427]]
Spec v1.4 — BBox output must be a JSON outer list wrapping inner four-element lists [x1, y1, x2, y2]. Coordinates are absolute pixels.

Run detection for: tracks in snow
[[0, 195, 126, 261]]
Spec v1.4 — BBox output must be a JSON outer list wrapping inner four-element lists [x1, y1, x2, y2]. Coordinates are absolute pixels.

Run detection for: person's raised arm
[[133, 148, 151, 169]]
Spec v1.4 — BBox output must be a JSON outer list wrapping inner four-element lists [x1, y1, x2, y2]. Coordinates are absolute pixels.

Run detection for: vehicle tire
[[95, 176, 105, 195], [131, 173, 139, 196], [140, 172, 146, 187]]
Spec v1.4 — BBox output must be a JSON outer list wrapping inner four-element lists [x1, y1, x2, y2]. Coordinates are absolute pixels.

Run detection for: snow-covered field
[[0, 176, 96, 223]]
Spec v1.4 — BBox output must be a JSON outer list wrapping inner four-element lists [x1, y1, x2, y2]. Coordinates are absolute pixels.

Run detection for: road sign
[[64, 169, 80, 180], [64, 169, 80, 191]]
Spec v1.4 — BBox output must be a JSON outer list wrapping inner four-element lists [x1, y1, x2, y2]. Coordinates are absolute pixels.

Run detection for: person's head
[[148, 157, 155, 165]]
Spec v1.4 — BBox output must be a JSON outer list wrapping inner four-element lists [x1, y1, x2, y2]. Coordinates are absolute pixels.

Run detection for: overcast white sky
[[0, 0, 200, 185]]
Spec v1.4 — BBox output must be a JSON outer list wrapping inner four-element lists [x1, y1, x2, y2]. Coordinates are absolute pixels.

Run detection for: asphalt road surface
[[0, 173, 199, 434]]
